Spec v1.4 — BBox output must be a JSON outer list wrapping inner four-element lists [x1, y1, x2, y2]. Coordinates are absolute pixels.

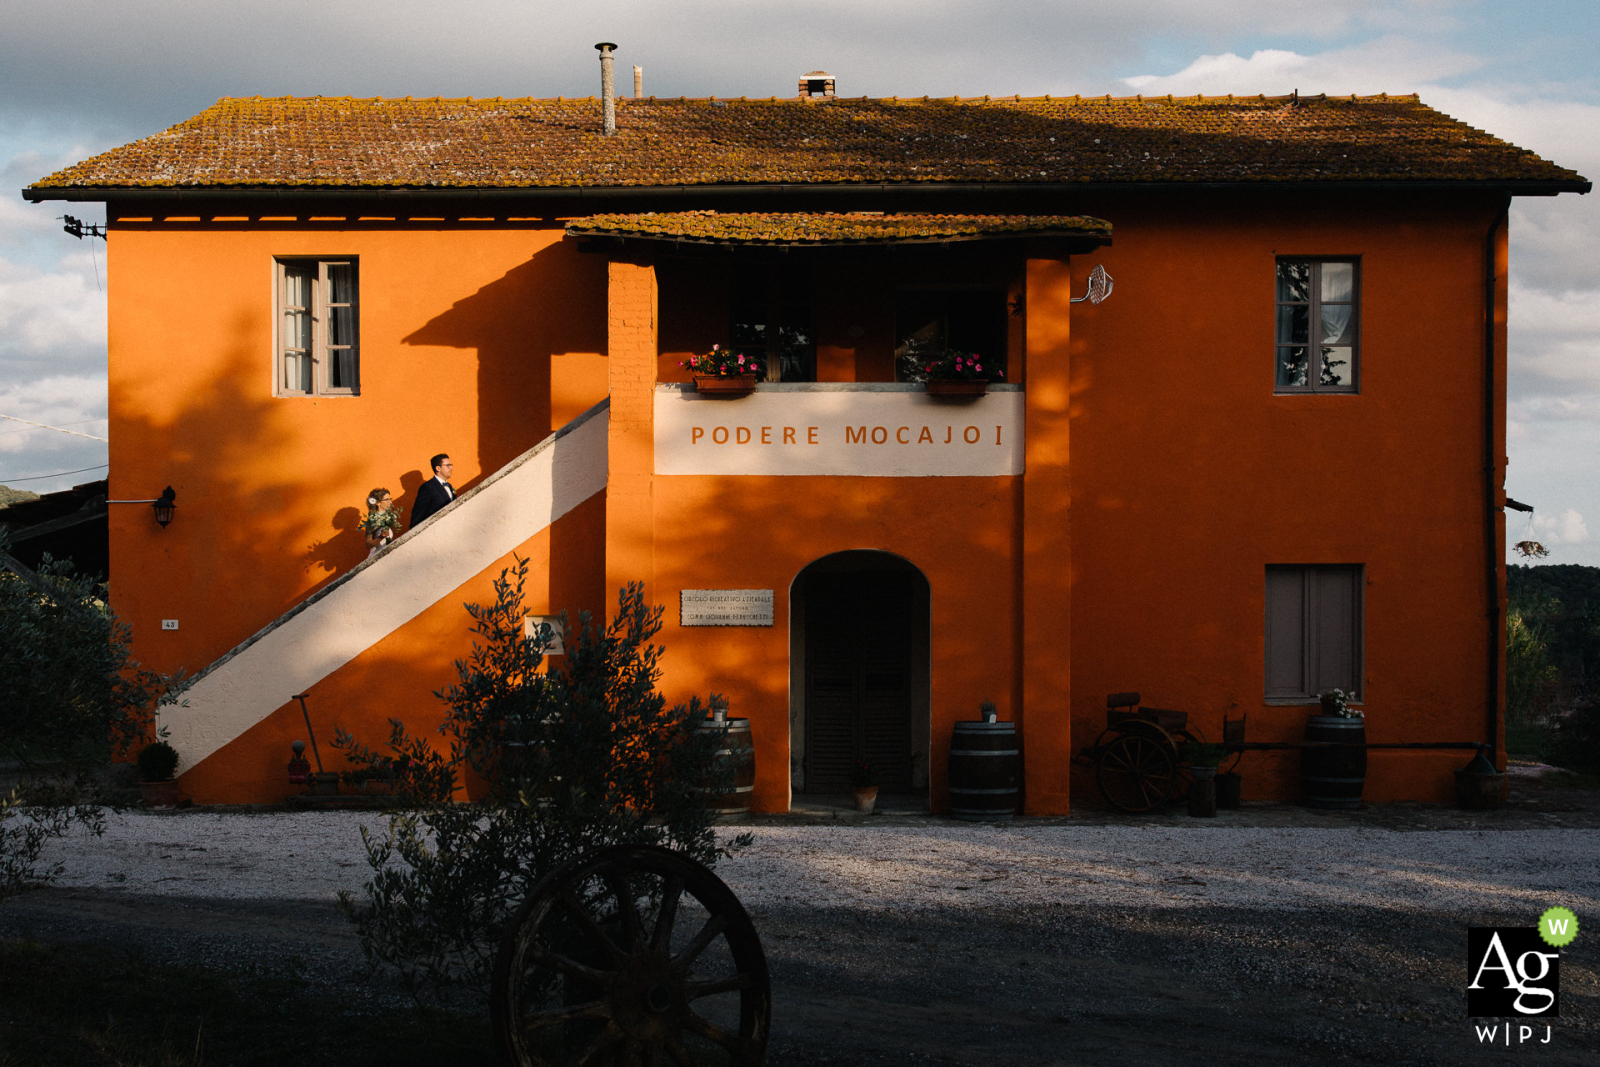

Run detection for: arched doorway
[[789, 551, 931, 797]]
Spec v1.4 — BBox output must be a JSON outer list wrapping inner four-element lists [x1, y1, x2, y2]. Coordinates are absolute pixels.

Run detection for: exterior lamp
[[151, 486, 176, 528], [108, 485, 180, 527]]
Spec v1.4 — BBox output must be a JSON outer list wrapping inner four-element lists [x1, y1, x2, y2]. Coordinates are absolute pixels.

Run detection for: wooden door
[[803, 572, 914, 792]]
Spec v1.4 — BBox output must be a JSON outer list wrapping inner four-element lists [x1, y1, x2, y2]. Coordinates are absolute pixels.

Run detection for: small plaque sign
[[681, 589, 775, 627]]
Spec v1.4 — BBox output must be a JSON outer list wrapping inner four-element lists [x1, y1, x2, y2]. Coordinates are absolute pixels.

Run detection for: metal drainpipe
[[1485, 195, 1511, 759], [596, 43, 618, 136]]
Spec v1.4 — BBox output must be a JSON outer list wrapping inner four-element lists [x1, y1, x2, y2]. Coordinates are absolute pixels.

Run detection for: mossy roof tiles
[[29, 93, 1587, 191], [565, 211, 1112, 245]]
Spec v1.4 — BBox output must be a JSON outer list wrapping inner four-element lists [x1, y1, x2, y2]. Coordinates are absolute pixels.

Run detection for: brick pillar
[[605, 258, 658, 618], [1021, 257, 1074, 815]]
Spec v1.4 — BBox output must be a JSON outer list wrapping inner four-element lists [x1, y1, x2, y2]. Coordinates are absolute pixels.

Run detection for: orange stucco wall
[[177, 492, 607, 804], [105, 217, 607, 681], [105, 188, 1508, 810], [1061, 191, 1506, 803]]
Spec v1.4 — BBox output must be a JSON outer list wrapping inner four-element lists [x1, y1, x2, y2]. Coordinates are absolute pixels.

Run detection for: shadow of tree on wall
[[401, 234, 606, 481], [108, 309, 366, 677]]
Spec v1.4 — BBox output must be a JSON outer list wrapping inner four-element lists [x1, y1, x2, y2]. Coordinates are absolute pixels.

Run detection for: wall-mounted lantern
[[108, 485, 178, 528], [151, 486, 176, 528]]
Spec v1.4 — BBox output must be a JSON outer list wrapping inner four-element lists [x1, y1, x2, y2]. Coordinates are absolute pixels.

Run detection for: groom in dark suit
[[410, 453, 455, 529]]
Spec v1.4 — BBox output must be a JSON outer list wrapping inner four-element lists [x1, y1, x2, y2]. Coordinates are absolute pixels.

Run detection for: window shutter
[[1265, 566, 1307, 698], [1312, 566, 1360, 695]]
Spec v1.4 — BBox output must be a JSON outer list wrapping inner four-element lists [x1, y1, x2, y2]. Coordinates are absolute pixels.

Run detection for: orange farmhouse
[[25, 76, 1589, 813]]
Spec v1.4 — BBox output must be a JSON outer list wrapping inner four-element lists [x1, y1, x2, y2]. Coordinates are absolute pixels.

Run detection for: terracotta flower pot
[[852, 786, 878, 813], [140, 780, 182, 809], [926, 379, 988, 399], [693, 374, 758, 397]]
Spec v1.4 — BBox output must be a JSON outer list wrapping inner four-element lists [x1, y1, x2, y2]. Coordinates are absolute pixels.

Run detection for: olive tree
[[333, 558, 744, 999]]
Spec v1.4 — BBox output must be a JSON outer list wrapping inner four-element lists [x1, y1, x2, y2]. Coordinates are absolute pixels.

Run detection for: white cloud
[[0, 253, 106, 366], [1120, 37, 1484, 97], [1508, 283, 1600, 394], [1530, 508, 1590, 546], [0, 374, 109, 455]]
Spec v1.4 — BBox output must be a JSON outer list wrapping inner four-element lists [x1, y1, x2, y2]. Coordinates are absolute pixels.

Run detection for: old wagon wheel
[[1095, 732, 1179, 813], [492, 844, 771, 1067]]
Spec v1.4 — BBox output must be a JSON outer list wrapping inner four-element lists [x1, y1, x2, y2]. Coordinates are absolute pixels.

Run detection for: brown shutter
[[1265, 566, 1307, 697]]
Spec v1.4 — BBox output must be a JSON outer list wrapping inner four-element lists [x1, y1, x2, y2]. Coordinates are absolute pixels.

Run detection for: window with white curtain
[[275, 258, 358, 396], [1275, 258, 1358, 393]]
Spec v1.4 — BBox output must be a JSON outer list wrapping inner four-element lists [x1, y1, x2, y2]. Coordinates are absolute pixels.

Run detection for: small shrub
[[332, 559, 744, 1000], [135, 741, 179, 782]]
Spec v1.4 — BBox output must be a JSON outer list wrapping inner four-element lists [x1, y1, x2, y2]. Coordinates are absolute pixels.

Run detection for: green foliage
[[0, 548, 186, 903], [1179, 742, 1228, 768], [136, 740, 180, 782], [1546, 696, 1600, 776], [0, 788, 96, 903], [0, 553, 183, 768], [331, 558, 744, 1000], [1507, 564, 1600, 690], [1506, 608, 1559, 725]]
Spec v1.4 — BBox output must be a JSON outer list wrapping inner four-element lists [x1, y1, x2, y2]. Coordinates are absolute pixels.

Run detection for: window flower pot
[[693, 374, 758, 398], [926, 379, 988, 399]]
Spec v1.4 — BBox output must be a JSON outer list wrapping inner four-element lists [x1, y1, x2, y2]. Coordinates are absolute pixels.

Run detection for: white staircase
[[163, 401, 609, 771]]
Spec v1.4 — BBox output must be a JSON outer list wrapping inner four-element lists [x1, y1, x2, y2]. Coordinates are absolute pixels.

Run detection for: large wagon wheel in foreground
[[492, 845, 771, 1067], [1094, 731, 1180, 813]]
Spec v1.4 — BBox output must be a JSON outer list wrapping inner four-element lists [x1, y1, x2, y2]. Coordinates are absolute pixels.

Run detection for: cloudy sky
[[2, 1, 1596, 560]]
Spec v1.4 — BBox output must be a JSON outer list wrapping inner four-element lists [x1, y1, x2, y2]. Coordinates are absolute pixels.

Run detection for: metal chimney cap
[[595, 42, 618, 52]]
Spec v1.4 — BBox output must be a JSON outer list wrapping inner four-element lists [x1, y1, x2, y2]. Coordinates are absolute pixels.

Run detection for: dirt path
[[3, 888, 1593, 1066], [2, 774, 1597, 1065]]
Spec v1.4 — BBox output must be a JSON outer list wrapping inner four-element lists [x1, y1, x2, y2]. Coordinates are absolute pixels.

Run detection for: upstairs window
[[277, 258, 358, 396], [895, 289, 1007, 382], [1275, 259, 1358, 393]]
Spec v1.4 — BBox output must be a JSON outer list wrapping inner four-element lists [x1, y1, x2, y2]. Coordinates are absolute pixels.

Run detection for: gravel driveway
[[4, 795, 1598, 1066]]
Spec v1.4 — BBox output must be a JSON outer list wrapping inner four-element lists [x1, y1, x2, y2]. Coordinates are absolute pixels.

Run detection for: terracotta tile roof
[[28, 93, 1587, 192], [566, 211, 1112, 245]]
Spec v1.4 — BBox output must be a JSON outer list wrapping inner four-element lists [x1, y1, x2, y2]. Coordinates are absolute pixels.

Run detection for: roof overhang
[[563, 212, 1112, 254], [21, 177, 1591, 207]]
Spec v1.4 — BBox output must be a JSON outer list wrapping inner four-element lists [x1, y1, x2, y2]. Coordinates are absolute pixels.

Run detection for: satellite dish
[[1071, 264, 1114, 305]]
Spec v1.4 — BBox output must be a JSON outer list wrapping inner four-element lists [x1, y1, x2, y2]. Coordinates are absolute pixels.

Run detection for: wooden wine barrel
[[948, 721, 1019, 821], [696, 716, 755, 819], [1301, 715, 1367, 809]]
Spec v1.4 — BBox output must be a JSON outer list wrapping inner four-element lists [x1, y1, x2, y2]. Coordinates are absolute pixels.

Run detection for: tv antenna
[[60, 215, 106, 240]]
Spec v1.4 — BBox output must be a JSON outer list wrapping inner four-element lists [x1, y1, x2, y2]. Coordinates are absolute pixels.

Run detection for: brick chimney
[[798, 71, 835, 99], [596, 42, 618, 135]]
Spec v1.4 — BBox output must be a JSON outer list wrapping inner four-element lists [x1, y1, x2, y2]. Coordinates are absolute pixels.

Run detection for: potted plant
[[923, 349, 1002, 398], [1179, 742, 1226, 817], [849, 757, 879, 813], [136, 740, 182, 809], [1304, 688, 1367, 809], [681, 345, 763, 397]]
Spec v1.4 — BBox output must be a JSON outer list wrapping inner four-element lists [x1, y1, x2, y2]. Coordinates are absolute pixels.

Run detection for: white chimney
[[634, 65, 643, 99], [596, 42, 618, 135], [798, 71, 835, 99]]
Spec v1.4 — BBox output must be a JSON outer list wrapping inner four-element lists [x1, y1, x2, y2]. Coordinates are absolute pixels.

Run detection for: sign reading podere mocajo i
[[655, 388, 1024, 477], [681, 589, 775, 627]]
